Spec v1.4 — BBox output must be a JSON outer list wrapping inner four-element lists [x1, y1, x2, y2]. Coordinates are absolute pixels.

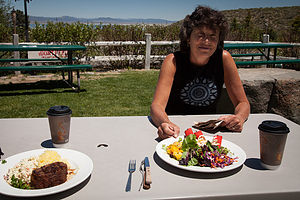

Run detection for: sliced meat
[[30, 162, 68, 189]]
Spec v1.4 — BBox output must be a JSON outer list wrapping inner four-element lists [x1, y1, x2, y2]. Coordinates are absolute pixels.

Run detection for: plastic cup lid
[[258, 120, 290, 134], [46, 105, 72, 116]]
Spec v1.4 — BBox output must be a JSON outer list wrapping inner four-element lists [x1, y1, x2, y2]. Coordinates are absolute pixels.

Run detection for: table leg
[[68, 50, 73, 84], [77, 70, 80, 92], [267, 48, 271, 60], [68, 71, 73, 84], [274, 48, 277, 60], [273, 48, 278, 67], [258, 48, 268, 60], [266, 47, 271, 67], [0, 51, 9, 59], [49, 50, 65, 63]]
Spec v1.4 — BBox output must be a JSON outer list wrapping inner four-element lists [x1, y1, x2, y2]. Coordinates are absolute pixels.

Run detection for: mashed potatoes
[[37, 150, 70, 168]]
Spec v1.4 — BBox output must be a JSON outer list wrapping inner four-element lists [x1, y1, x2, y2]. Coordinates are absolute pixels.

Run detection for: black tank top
[[165, 47, 224, 115]]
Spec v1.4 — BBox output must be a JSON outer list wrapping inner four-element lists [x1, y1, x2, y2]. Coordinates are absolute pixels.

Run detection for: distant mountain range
[[29, 16, 176, 25]]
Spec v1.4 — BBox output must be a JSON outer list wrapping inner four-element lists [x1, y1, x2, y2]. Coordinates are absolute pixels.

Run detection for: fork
[[213, 120, 223, 129], [125, 160, 136, 192]]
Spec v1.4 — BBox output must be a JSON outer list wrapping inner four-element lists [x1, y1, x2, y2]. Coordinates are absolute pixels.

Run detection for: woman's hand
[[157, 122, 180, 139], [218, 115, 245, 132]]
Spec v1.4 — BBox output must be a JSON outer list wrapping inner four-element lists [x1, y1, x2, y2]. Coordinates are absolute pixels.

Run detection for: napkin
[[193, 119, 229, 134]]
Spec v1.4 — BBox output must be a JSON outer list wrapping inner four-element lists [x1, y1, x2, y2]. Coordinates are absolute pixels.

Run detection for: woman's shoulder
[[222, 49, 233, 61], [164, 51, 186, 65], [165, 53, 175, 60], [221, 49, 239, 75], [161, 53, 177, 73], [173, 51, 187, 59], [163, 53, 176, 66]]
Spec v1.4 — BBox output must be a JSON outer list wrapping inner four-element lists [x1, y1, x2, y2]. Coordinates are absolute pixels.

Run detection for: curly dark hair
[[179, 5, 228, 52]]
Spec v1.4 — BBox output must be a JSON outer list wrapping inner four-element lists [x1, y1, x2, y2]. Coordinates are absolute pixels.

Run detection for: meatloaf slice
[[30, 161, 68, 189]]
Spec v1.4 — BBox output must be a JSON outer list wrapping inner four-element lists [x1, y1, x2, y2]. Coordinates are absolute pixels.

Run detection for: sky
[[9, 0, 300, 21]]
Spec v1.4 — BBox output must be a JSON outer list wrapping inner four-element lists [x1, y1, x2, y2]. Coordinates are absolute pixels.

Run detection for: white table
[[1, 113, 300, 200]]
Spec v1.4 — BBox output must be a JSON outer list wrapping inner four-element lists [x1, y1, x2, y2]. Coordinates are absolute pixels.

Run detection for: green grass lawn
[[0, 70, 159, 118]]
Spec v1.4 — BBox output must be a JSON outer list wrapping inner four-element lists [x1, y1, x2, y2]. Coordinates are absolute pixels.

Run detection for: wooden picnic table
[[0, 44, 92, 91]]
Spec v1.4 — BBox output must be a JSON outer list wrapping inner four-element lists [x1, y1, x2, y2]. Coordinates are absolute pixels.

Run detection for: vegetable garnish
[[165, 128, 237, 169], [212, 135, 222, 148], [1, 160, 7, 164], [184, 128, 194, 137], [194, 130, 203, 139], [10, 175, 31, 189]]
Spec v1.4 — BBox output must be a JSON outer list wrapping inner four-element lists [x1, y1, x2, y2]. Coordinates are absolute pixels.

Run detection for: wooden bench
[[231, 53, 264, 61], [0, 64, 91, 71], [0, 64, 92, 91]]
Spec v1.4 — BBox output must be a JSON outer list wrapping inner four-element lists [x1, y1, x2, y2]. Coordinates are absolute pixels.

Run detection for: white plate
[[156, 136, 246, 173], [0, 148, 93, 197]]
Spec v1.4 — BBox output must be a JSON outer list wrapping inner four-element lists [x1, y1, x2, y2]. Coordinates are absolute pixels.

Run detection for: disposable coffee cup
[[258, 120, 289, 170], [47, 105, 72, 148]]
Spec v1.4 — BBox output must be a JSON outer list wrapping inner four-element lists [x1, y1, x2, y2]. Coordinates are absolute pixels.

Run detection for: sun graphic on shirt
[[180, 77, 218, 107]]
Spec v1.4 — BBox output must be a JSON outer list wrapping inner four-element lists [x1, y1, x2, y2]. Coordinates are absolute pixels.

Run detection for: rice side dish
[[4, 156, 38, 186]]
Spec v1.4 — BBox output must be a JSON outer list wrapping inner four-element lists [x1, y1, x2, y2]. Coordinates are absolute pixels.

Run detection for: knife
[[144, 157, 152, 185]]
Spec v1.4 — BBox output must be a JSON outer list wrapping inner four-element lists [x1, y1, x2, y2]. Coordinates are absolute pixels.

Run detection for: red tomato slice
[[184, 128, 194, 137], [194, 130, 203, 139], [212, 135, 222, 148]]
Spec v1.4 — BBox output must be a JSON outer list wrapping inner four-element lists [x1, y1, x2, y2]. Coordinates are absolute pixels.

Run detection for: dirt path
[[0, 70, 123, 85]]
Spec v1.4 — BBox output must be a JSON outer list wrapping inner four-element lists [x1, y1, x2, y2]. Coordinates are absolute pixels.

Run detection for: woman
[[150, 6, 250, 139]]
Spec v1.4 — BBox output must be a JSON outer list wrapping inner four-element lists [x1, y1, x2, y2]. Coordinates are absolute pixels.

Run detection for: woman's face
[[188, 26, 220, 58]]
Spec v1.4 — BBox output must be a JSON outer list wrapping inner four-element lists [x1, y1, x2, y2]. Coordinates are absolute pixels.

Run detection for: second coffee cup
[[258, 120, 290, 170]]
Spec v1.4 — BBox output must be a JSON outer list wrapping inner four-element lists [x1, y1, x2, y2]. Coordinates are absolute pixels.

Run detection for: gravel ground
[[0, 69, 142, 85]]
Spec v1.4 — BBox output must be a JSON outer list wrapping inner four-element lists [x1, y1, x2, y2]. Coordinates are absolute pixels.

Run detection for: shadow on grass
[[0, 80, 86, 96]]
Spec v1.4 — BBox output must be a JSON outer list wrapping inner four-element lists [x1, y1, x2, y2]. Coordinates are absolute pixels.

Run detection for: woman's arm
[[150, 54, 180, 139], [219, 50, 250, 131]]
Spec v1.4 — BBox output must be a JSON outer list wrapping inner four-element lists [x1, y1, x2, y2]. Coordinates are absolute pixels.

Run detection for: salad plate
[[0, 148, 93, 197], [156, 136, 246, 173]]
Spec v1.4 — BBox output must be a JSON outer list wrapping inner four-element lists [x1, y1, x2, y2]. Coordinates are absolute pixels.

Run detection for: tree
[[11, 9, 28, 41], [290, 16, 300, 42], [15, 0, 32, 41], [230, 17, 239, 31], [0, 0, 12, 42], [228, 17, 242, 40]]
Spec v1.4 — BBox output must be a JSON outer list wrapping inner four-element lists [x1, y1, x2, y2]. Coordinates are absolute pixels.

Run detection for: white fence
[[80, 34, 300, 69]]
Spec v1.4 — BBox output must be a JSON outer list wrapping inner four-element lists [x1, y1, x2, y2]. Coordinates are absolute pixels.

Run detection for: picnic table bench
[[231, 53, 264, 61], [224, 43, 300, 66], [0, 44, 92, 91]]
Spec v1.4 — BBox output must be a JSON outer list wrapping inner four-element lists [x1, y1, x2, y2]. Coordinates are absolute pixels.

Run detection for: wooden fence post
[[262, 34, 270, 68], [145, 33, 151, 70], [13, 34, 20, 75]]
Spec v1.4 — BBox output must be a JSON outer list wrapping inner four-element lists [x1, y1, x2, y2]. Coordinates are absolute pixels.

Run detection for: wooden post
[[13, 34, 21, 75], [262, 34, 269, 68], [262, 34, 269, 43], [145, 33, 151, 70]]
